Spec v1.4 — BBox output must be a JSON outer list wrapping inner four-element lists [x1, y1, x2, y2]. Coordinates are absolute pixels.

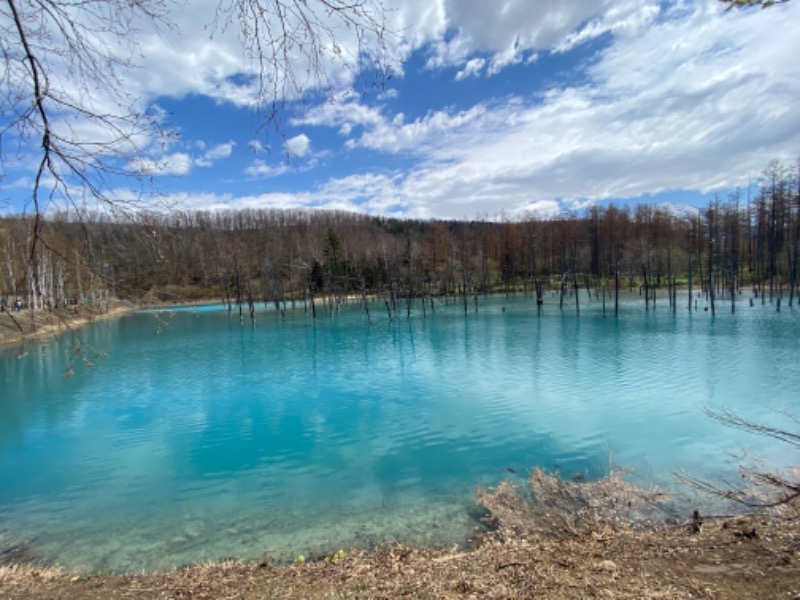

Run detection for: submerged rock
[[0, 536, 37, 566]]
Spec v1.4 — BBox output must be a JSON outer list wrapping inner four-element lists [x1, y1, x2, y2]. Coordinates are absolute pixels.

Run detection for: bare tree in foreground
[[3, 0, 171, 250], [1, 0, 392, 314], [679, 407, 800, 508]]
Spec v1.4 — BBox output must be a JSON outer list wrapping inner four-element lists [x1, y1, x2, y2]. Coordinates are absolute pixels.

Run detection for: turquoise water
[[0, 292, 798, 572]]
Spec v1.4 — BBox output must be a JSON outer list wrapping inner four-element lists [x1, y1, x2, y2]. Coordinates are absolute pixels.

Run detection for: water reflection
[[0, 293, 798, 571]]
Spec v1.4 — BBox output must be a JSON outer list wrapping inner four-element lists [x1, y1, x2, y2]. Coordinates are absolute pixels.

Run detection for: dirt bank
[[1, 508, 798, 599], [0, 299, 137, 348]]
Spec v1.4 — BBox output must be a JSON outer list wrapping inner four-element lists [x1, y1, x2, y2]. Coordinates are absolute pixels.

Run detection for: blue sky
[[2, 0, 800, 219]]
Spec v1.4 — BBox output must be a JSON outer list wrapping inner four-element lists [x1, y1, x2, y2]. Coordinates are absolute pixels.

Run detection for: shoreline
[[0, 284, 758, 350], [0, 300, 138, 349], [1, 507, 797, 599]]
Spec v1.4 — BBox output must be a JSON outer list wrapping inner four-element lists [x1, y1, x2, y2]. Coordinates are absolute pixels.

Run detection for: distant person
[[15, 298, 23, 311]]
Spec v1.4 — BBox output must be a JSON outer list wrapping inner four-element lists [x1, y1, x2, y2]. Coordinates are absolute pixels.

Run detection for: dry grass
[[477, 468, 671, 541], [2, 471, 799, 599]]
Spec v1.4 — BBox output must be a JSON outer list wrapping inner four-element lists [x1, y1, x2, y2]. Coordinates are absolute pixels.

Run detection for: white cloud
[[7, 0, 800, 221], [424, 34, 474, 71], [517, 200, 563, 219], [554, 1, 661, 53], [284, 134, 311, 157], [423, 0, 644, 73], [204, 142, 235, 161], [377, 88, 399, 100], [253, 0, 800, 219], [244, 159, 290, 179], [487, 49, 522, 76], [131, 142, 233, 174], [155, 173, 405, 216], [318, 173, 403, 210], [4, 0, 658, 212], [455, 58, 485, 80], [348, 104, 488, 154], [123, 0, 404, 109], [131, 153, 193, 176], [249, 139, 266, 153], [195, 141, 235, 167], [296, 97, 385, 133], [152, 190, 314, 213], [393, 1, 800, 217], [4, 176, 36, 190]]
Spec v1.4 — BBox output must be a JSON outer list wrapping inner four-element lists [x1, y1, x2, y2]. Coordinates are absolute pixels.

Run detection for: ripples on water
[[0, 292, 798, 571]]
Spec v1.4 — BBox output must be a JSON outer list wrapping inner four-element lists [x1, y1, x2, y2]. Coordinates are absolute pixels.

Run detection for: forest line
[[1, 159, 799, 318]]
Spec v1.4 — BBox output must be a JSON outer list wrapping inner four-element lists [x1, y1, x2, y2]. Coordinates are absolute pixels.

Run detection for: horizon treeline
[[2, 159, 799, 315]]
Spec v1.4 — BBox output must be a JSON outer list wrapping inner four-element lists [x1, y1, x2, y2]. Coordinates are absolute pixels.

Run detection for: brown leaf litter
[[1, 469, 798, 599]]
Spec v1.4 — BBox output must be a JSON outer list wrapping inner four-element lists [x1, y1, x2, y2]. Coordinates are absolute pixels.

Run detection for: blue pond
[[0, 292, 797, 572]]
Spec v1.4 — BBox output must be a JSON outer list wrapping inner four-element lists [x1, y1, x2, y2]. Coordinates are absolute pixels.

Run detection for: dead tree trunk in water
[[602, 281, 606, 318], [247, 284, 255, 325], [531, 238, 543, 314], [535, 277, 544, 315], [651, 255, 657, 311], [614, 244, 620, 318], [462, 268, 468, 317], [235, 269, 243, 323], [309, 287, 317, 322], [361, 278, 371, 325], [790, 238, 798, 308], [708, 238, 716, 317], [573, 265, 580, 316], [672, 277, 677, 313], [667, 244, 672, 310], [222, 279, 231, 314], [687, 248, 693, 312]]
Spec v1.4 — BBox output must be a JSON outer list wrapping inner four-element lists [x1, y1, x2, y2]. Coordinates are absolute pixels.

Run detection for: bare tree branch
[[214, 0, 394, 146], [719, 0, 790, 8], [703, 407, 800, 449], [1, 0, 393, 317], [678, 407, 800, 509]]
